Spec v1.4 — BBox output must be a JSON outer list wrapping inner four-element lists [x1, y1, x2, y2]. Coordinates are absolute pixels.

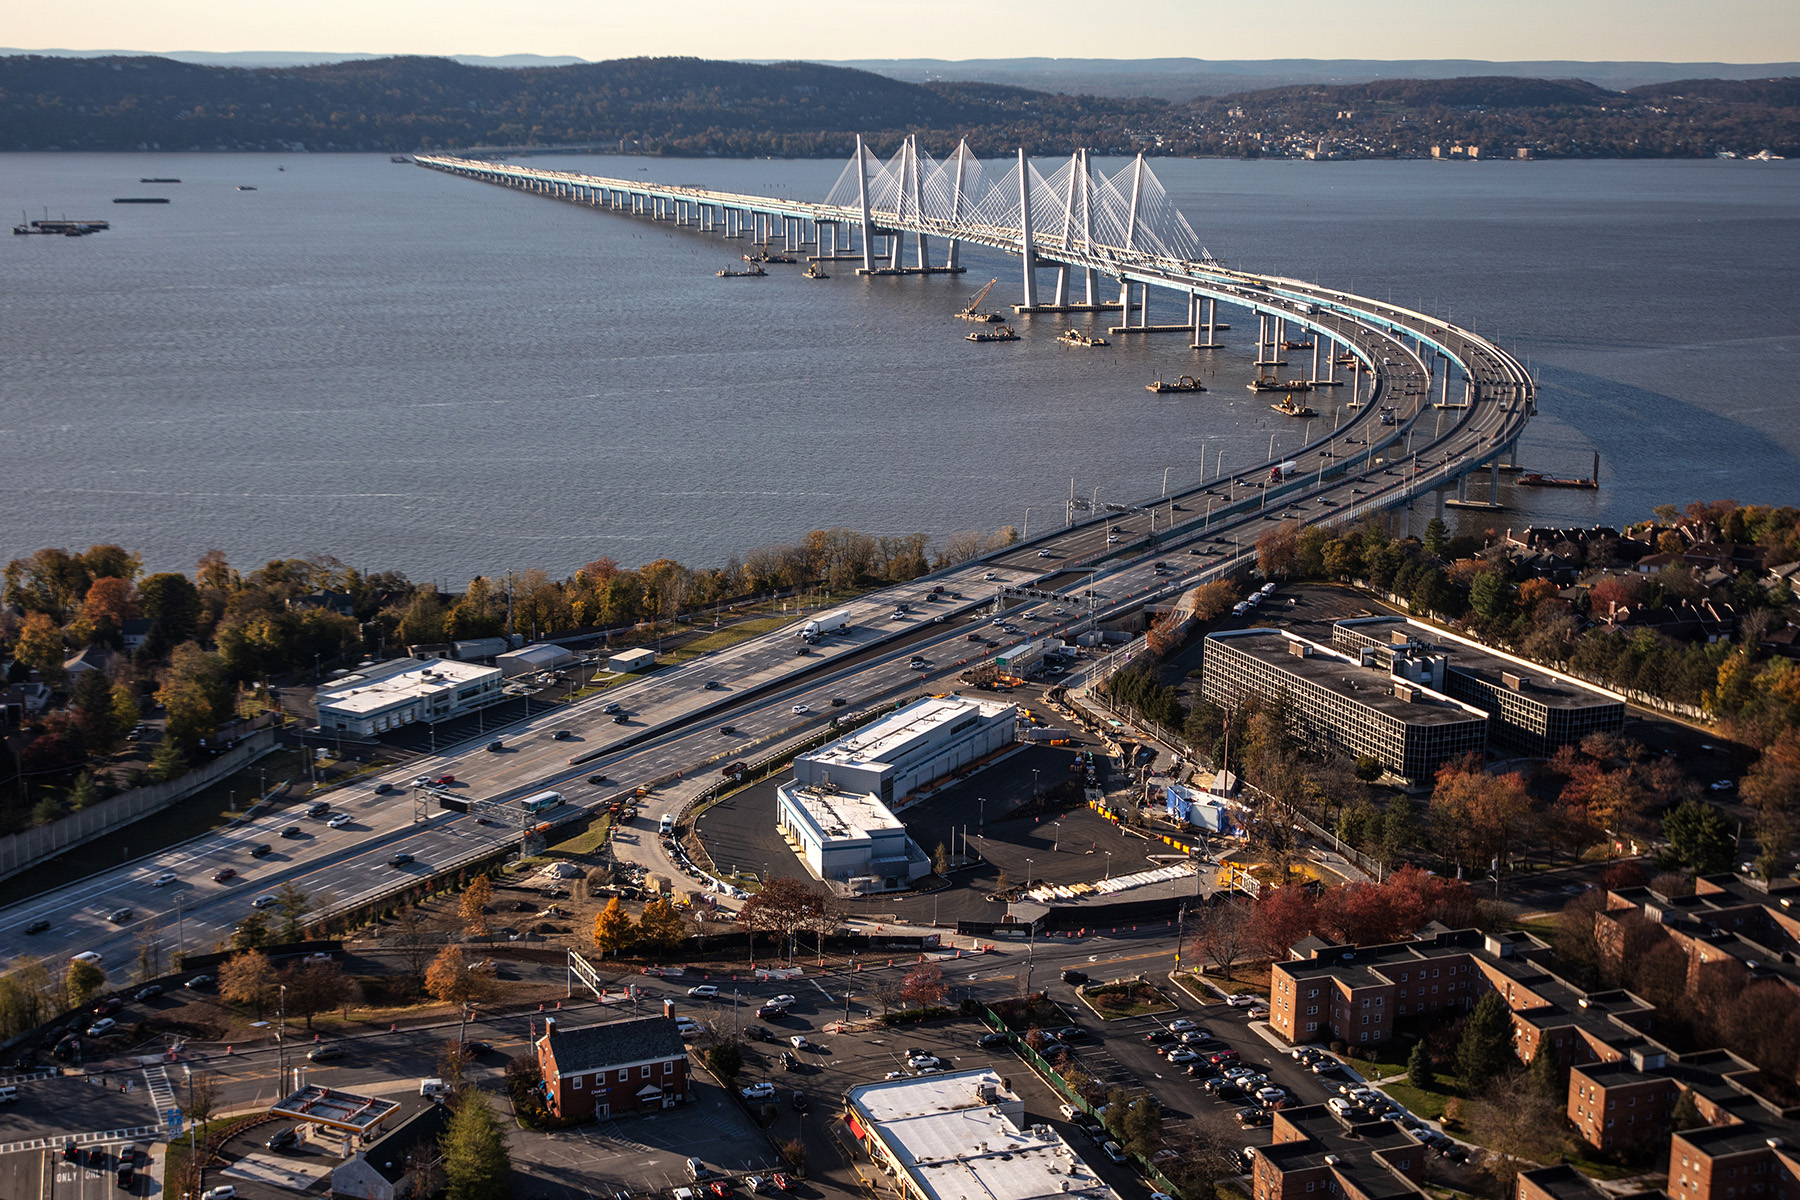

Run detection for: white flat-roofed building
[[608, 647, 657, 673], [795, 695, 1016, 807], [314, 657, 504, 737], [846, 1069, 1119, 1200], [776, 780, 928, 892]]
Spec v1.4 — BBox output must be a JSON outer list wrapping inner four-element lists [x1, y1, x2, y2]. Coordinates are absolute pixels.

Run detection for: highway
[[0, 158, 1532, 983]]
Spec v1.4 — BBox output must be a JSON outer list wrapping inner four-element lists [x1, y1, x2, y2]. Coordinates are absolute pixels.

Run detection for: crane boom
[[962, 278, 997, 315]]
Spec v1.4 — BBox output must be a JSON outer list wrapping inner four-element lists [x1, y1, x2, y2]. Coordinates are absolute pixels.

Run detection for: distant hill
[[823, 57, 1800, 101], [0, 54, 1793, 158], [0, 48, 587, 68]]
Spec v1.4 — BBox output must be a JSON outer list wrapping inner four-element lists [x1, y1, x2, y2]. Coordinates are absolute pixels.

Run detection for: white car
[[984, 572, 998, 581], [770, 994, 797, 1006], [789, 1035, 812, 1050], [741, 1082, 777, 1100], [792, 704, 810, 715], [1167, 1049, 1198, 1064], [688, 985, 720, 999], [1168, 1018, 1198, 1032], [1037, 549, 1053, 557], [88, 1017, 117, 1036], [1107, 533, 1121, 544], [327, 813, 353, 828], [884, 1070, 909, 1080], [1050, 607, 1067, 616], [251, 894, 278, 909], [1103, 1141, 1128, 1163], [151, 871, 178, 887], [907, 1053, 940, 1069], [1225, 993, 1258, 1007]]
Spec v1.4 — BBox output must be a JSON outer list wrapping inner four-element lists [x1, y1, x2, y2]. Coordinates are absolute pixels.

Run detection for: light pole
[[979, 798, 986, 829], [1023, 507, 1033, 539], [1091, 486, 1102, 519], [1161, 467, 1172, 497], [1199, 439, 1209, 483], [1032, 770, 1040, 802], [1025, 858, 1034, 893], [1268, 432, 1277, 460], [1105, 851, 1113, 879], [1214, 449, 1224, 481]]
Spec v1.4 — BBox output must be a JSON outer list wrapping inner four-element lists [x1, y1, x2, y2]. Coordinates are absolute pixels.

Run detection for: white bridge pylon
[[825, 138, 1211, 283]]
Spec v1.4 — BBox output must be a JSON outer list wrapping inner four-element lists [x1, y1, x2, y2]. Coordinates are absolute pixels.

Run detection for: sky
[[10, 0, 1797, 63]]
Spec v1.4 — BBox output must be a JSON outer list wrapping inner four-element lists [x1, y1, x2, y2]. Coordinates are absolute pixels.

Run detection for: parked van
[[0, 1085, 19, 1103], [420, 1078, 451, 1100], [70, 951, 103, 968], [658, 814, 675, 835]]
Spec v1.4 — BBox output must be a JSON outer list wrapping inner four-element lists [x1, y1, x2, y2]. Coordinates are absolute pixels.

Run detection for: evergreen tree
[[1670, 1088, 1703, 1131], [149, 735, 188, 783], [1528, 1046, 1563, 1104], [1455, 993, 1516, 1089], [1423, 518, 1449, 559], [441, 1089, 512, 1200], [1406, 1041, 1436, 1091]]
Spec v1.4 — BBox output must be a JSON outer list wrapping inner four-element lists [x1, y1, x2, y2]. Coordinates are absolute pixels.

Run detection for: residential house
[[534, 1015, 689, 1122]]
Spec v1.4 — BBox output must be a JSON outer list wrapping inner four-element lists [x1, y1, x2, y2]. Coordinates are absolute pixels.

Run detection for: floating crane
[[958, 278, 1004, 322]]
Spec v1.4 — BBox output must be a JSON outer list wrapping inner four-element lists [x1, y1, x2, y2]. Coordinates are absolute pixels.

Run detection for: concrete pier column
[[1437, 488, 1446, 522], [1311, 337, 1321, 383], [1490, 457, 1500, 498], [1018, 147, 1040, 308], [1441, 366, 1451, 407], [1054, 265, 1070, 307], [1457, 474, 1468, 501], [1327, 338, 1339, 384]]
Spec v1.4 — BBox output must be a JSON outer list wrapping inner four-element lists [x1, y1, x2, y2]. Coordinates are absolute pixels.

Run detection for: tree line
[[0, 520, 1012, 829]]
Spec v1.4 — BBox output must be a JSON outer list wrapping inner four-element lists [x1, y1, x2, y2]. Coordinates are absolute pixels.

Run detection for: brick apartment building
[[534, 1015, 689, 1122], [1249, 1104, 1432, 1200], [1265, 873, 1800, 1200]]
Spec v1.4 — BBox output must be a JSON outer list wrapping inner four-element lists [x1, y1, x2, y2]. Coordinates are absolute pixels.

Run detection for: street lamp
[[979, 798, 986, 829], [1268, 432, 1278, 460], [1025, 858, 1034, 893], [1105, 851, 1114, 879], [1023, 507, 1033, 539], [1091, 486, 1102, 518], [1161, 466, 1172, 497]]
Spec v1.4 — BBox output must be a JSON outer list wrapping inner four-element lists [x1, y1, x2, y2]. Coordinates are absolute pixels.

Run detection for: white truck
[[1267, 460, 1299, 483], [798, 609, 852, 640]]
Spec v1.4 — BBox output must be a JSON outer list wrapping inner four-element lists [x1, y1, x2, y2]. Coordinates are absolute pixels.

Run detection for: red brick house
[[535, 1015, 689, 1122]]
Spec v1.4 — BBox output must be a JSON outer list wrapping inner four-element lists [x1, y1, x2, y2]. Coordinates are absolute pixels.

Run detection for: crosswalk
[[0, 1124, 163, 1155], [142, 1065, 177, 1118]]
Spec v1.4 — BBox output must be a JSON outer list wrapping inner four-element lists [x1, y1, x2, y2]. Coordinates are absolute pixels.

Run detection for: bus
[[518, 790, 565, 815]]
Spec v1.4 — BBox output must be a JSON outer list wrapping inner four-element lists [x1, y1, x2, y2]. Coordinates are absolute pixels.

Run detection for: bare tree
[[1190, 899, 1253, 978], [391, 905, 436, 990]]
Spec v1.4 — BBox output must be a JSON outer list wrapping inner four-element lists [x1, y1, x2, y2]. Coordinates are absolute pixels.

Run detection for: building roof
[[803, 696, 1015, 777], [270, 1085, 401, 1133], [781, 781, 903, 843], [848, 1069, 1117, 1200], [356, 1102, 452, 1184], [1333, 616, 1621, 711], [314, 657, 495, 718], [1206, 628, 1487, 727], [542, 1014, 684, 1077]]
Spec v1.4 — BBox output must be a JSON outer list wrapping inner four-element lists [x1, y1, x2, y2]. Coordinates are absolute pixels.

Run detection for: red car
[[708, 1183, 732, 1199], [433, 774, 456, 786], [771, 1174, 794, 1193], [212, 868, 237, 882]]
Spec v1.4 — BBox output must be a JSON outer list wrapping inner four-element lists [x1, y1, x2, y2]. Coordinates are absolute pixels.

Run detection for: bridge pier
[[1191, 295, 1223, 349]]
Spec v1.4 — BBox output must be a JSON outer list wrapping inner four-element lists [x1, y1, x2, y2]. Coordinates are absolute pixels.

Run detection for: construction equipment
[[958, 278, 1004, 322]]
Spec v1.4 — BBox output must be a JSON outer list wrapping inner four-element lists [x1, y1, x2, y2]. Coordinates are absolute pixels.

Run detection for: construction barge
[[1247, 378, 1314, 393], [1057, 329, 1109, 347], [1146, 375, 1206, 394], [13, 217, 109, 236], [1518, 454, 1600, 489], [967, 326, 1020, 343]]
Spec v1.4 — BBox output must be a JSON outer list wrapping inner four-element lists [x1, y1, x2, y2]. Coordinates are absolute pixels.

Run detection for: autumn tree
[[902, 964, 948, 1008], [64, 958, 105, 1008], [1429, 756, 1533, 874], [459, 876, 493, 940], [425, 946, 483, 1005], [637, 898, 688, 951], [736, 876, 821, 964], [219, 949, 279, 1017], [156, 641, 233, 748], [1246, 885, 1317, 960], [593, 897, 636, 957], [1190, 898, 1252, 976], [1257, 521, 1302, 579]]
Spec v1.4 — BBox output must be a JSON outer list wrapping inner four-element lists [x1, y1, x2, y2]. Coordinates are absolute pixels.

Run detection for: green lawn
[[1383, 1081, 1449, 1120], [668, 615, 799, 660], [0, 747, 307, 910], [546, 811, 615, 857]]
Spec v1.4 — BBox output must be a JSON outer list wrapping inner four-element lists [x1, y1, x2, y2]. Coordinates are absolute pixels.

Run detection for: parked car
[[978, 1033, 1009, 1049], [1236, 1107, 1270, 1127], [1247, 1005, 1270, 1020], [1103, 1141, 1128, 1163], [688, 985, 720, 999], [741, 1082, 777, 1100], [185, 974, 214, 989], [1167, 1049, 1199, 1064], [94, 997, 125, 1016], [135, 985, 164, 1002], [87, 1018, 117, 1036], [770, 1173, 794, 1192], [266, 1127, 298, 1150]]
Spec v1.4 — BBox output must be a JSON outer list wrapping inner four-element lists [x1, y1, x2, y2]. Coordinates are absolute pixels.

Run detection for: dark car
[[554, 729, 574, 739], [1235, 1107, 1270, 1127], [463, 1041, 493, 1057], [588, 775, 610, 785], [374, 782, 395, 794], [134, 985, 163, 1002], [486, 740, 504, 752], [83, 1147, 106, 1169], [62, 1141, 79, 1163], [791, 1091, 809, 1112], [266, 1127, 298, 1150], [780, 1051, 799, 1071], [1052, 1026, 1087, 1042], [613, 714, 628, 724], [756, 1003, 790, 1020], [1061, 970, 1087, 985], [978, 1032, 1009, 1049], [745, 1025, 775, 1044], [24, 919, 49, 935], [1144, 1030, 1176, 1044], [389, 853, 415, 867], [107, 907, 133, 923], [93, 997, 125, 1016], [281, 825, 303, 838], [718, 725, 736, 735], [307, 1045, 344, 1061]]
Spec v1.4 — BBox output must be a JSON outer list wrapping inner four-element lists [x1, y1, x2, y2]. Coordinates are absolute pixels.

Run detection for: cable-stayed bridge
[[415, 143, 1535, 536]]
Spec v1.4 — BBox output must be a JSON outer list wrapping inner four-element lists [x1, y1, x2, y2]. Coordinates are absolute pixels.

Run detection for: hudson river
[[2, 153, 1795, 583]]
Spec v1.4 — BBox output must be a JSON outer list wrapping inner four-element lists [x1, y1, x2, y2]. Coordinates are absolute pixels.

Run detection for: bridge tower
[[855, 135, 875, 275], [1017, 148, 1039, 309]]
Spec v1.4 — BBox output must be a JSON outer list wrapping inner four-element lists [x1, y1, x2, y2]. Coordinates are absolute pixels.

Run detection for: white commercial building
[[314, 658, 504, 736], [608, 647, 657, 673], [776, 780, 929, 892], [845, 1070, 1120, 1200], [794, 695, 1017, 807]]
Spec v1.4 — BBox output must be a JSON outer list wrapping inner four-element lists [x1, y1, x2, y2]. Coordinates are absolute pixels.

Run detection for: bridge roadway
[[0, 159, 1534, 976]]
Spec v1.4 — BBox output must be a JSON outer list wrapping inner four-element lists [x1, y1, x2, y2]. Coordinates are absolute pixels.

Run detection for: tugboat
[[390, 155, 410, 164], [717, 263, 767, 277], [803, 261, 829, 279], [1518, 453, 1600, 489], [1146, 375, 1206, 394], [236, 186, 258, 191], [967, 326, 1020, 343], [1271, 395, 1318, 418], [1057, 329, 1110, 347]]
